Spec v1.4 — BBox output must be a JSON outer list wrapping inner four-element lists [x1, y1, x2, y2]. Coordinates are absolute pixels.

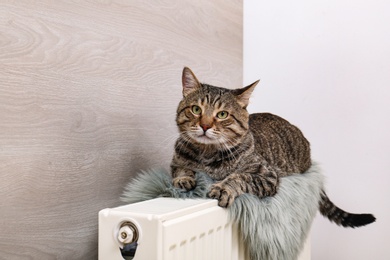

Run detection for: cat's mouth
[[196, 135, 213, 142], [186, 126, 223, 145], [192, 131, 220, 144]]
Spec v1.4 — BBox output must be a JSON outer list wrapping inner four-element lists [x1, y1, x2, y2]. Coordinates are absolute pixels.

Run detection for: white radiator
[[99, 198, 310, 260]]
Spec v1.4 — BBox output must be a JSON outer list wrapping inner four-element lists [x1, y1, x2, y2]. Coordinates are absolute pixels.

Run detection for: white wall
[[244, 1, 390, 259]]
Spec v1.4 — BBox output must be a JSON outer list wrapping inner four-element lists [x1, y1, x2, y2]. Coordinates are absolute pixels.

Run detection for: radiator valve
[[118, 225, 133, 244], [117, 222, 139, 260], [118, 222, 138, 245]]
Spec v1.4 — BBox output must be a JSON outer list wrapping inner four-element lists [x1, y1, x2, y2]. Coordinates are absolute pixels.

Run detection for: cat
[[170, 67, 375, 228]]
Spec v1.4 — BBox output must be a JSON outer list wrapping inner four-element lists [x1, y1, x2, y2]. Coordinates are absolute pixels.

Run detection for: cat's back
[[249, 113, 311, 174]]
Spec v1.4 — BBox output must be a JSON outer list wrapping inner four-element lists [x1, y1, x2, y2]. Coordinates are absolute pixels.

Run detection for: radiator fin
[[166, 223, 233, 260]]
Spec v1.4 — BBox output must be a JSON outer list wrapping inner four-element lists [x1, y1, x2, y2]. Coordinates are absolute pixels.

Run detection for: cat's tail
[[319, 190, 376, 228]]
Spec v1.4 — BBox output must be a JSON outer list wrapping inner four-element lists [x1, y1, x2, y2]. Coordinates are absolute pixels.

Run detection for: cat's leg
[[171, 167, 196, 191], [208, 165, 280, 207], [208, 176, 244, 207]]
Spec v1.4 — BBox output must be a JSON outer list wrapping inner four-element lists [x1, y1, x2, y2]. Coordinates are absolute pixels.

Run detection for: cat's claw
[[208, 183, 236, 208], [172, 176, 196, 191]]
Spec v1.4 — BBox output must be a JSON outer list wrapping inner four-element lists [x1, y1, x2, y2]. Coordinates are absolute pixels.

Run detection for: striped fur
[[319, 191, 376, 228], [171, 67, 375, 228]]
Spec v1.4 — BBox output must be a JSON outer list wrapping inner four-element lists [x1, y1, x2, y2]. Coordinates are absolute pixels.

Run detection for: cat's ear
[[233, 80, 259, 108], [182, 67, 201, 97]]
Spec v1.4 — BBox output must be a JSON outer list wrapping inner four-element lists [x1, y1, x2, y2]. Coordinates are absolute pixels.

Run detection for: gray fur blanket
[[121, 163, 324, 260]]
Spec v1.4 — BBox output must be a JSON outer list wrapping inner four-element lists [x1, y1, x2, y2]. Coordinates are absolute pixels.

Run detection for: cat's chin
[[193, 135, 219, 145]]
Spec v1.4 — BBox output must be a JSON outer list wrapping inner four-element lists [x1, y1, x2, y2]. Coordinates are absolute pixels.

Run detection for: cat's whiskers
[[176, 131, 206, 160], [159, 132, 180, 147]]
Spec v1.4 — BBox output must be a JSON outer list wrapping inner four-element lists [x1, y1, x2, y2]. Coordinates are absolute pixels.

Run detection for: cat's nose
[[200, 124, 211, 132]]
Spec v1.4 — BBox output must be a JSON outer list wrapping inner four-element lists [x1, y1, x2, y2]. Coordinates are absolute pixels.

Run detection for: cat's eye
[[216, 111, 229, 119], [191, 105, 202, 115]]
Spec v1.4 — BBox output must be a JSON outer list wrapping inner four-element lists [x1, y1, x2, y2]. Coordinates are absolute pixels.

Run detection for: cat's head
[[176, 67, 259, 147]]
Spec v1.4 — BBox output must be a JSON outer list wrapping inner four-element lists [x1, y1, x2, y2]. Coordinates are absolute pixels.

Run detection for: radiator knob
[[118, 225, 134, 244]]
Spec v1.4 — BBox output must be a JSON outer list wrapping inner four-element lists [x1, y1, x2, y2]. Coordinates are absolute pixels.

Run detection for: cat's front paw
[[172, 176, 196, 191], [208, 183, 238, 208]]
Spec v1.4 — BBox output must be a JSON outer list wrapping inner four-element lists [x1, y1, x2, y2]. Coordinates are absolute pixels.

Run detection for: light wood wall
[[0, 1, 242, 259]]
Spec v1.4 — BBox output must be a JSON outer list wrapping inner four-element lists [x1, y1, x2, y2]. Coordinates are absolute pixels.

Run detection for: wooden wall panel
[[0, 1, 242, 259]]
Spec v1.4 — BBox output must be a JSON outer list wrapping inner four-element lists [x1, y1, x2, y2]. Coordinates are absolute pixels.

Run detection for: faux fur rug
[[121, 163, 324, 260]]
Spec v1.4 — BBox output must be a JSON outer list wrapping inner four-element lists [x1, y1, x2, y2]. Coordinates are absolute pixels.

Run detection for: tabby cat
[[171, 67, 375, 228]]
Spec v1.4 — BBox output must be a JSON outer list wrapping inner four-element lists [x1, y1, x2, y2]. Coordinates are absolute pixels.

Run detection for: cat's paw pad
[[208, 183, 236, 208], [172, 176, 196, 191]]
